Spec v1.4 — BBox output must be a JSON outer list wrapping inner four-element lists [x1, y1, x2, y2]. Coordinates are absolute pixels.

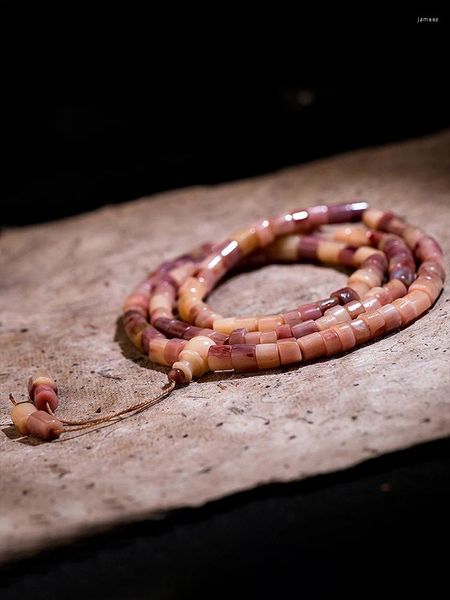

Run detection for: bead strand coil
[[121, 202, 445, 386]]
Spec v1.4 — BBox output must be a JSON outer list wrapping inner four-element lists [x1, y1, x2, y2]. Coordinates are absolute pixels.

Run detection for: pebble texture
[[1, 131, 449, 563]]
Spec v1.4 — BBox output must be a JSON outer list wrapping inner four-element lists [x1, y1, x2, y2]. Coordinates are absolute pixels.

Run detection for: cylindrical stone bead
[[28, 371, 59, 412], [208, 345, 233, 371], [245, 331, 262, 345], [317, 240, 343, 263], [345, 300, 365, 319], [11, 402, 38, 434], [28, 370, 57, 398], [141, 326, 164, 354], [291, 320, 319, 339], [359, 311, 386, 338], [255, 343, 281, 370], [149, 337, 170, 366], [330, 287, 360, 305], [213, 317, 240, 335], [268, 235, 299, 261], [408, 290, 432, 315], [384, 279, 407, 302], [282, 309, 303, 327], [363, 286, 391, 305], [403, 227, 424, 250], [307, 205, 329, 227], [338, 246, 357, 268], [260, 331, 278, 344], [334, 226, 371, 246], [231, 344, 258, 372], [353, 247, 385, 266], [332, 322, 356, 351], [350, 318, 372, 344], [164, 338, 187, 365], [298, 236, 319, 260], [298, 304, 322, 321], [392, 297, 419, 325], [26, 411, 64, 441], [327, 201, 368, 223], [257, 315, 284, 332], [298, 332, 327, 360], [291, 209, 311, 232], [33, 385, 59, 412], [320, 328, 343, 356], [418, 261, 446, 282], [277, 338, 302, 365], [377, 303, 402, 331], [270, 213, 297, 236], [361, 297, 382, 312], [324, 305, 352, 323], [415, 236, 443, 262], [317, 297, 339, 311], [231, 227, 259, 256], [254, 218, 275, 247], [363, 208, 384, 229], [409, 274, 442, 303], [315, 314, 339, 330], [228, 328, 248, 345], [276, 324, 293, 339]]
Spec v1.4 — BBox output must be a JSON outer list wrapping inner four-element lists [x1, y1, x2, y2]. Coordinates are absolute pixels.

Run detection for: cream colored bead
[[178, 277, 206, 299], [11, 402, 38, 434], [333, 226, 369, 246], [168, 262, 197, 287], [213, 317, 239, 334], [233, 317, 259, 332], [231, 227, 259, 256], [177, 336, 216, 377], [177, 295, 198, 322], [353, 247, 384, 266], [349, 268, 381, 289], [316, 240, 343, 263], [403, 227, 424, 250], [257, 315, 284, 332], [255, 343, 280, 369], [149, 293, 173, 314], [348, 281, 371, 297], [362, 208, 384, 229], [267, 235, 299, 261], [408, 290, 432, 315]]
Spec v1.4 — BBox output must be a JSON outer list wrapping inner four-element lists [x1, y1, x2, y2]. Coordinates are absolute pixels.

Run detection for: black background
[[1, 5, 449, 599]]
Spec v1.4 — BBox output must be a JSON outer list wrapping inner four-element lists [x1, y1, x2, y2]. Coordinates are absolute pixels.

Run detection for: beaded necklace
[[10, 203, 445, 441]]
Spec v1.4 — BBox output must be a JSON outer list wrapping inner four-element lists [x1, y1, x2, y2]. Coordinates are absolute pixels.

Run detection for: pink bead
[[298, 332, 327, 361], [320, 328, 343, 356], [34, 385, 59, 412], [350, 318, 372, 344], [377, 304, 402, 331], [332, 323, 356, 351], [359, 311, 386, 338], [277, 339, 302, 365], [26, 411, 64, 441]]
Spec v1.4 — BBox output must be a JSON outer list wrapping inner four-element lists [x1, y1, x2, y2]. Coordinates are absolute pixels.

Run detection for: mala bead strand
[[119, 203, 444, 383], [12, 202, 443, 442]]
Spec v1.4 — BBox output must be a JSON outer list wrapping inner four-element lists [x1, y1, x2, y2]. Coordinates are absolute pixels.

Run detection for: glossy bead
[[27, 411, 64, 441], [11, 402, 37, 434]]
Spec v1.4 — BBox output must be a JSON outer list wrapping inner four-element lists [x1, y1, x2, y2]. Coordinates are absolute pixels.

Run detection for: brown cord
[[45, 381, 176, 429]]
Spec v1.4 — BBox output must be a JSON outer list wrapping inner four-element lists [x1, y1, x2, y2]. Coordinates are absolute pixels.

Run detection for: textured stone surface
[[1, 131, 449, 563]]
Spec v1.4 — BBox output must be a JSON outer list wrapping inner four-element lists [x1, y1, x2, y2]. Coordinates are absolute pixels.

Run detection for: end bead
[[168, 368, 188, 386]]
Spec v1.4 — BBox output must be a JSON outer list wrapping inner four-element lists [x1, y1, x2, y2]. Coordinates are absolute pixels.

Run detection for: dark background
[[1, 7, 449, 225], [1, 6, 449, 599]]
